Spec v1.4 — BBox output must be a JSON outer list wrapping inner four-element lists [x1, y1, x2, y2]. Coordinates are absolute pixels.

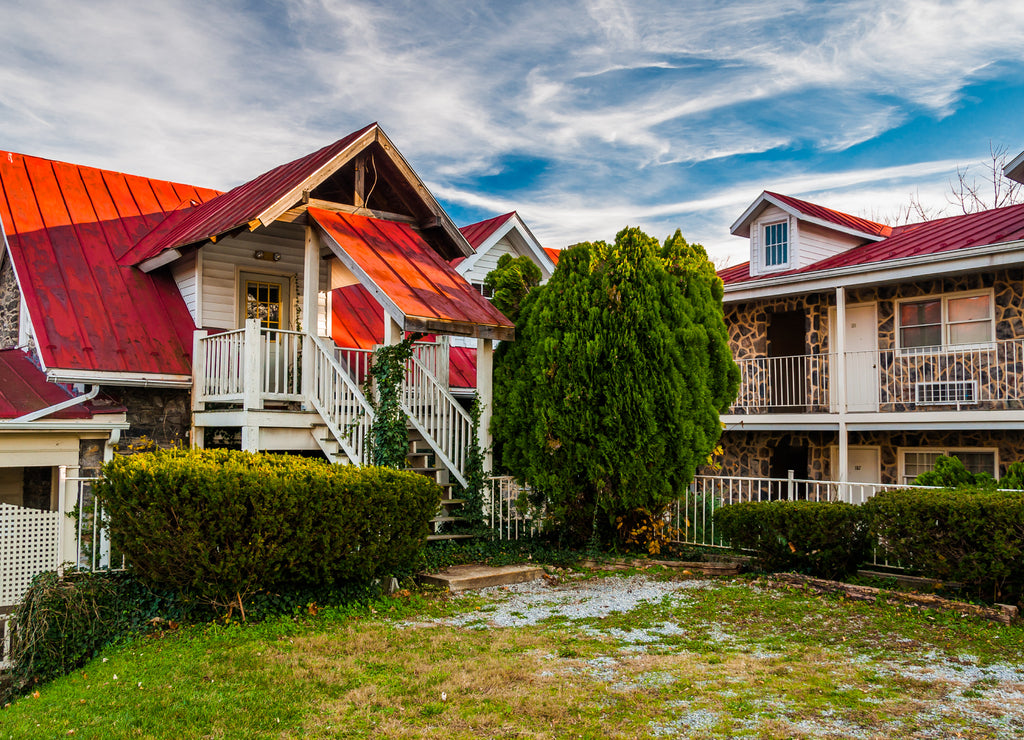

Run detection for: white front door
[[846, 446, 881, 503], [841, 304, 878, 412]]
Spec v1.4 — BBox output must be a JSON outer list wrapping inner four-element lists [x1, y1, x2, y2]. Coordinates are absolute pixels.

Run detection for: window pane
[[900, 299, 940, 327], [903, 451, 941, 484], [948, 295, 990, 322], [764, 222, 788, 267], [948, 320, 990, 345], [900, 325, 941, 348], [950, 451, 996, 476]]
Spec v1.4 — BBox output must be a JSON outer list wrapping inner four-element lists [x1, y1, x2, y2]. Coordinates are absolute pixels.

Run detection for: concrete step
[[419, 564, 545, 592]]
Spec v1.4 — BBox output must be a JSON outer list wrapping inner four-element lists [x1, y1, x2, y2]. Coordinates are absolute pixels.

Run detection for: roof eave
[[730, 192, 888, 242], [722, 238, 1024, 301]]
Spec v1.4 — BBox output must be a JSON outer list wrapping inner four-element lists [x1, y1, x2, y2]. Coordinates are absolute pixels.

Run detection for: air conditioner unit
[[914, 380, 977, 405]]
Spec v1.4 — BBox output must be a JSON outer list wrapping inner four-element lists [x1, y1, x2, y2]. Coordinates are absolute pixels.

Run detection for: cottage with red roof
[[0, 124, 522, 622], [712, 188, 1024, 496]]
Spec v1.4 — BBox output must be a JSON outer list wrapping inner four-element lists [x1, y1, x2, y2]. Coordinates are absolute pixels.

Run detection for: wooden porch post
[[477, 337, 494, 470], [302, 225, 321, 402], [243, 318, 262, 412], [191, 330, 207, 449], [836, 286, 849, 499], [384, 314, 403, 346]]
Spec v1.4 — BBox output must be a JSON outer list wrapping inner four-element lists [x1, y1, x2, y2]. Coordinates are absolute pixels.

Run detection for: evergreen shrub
[[714, 500, 871, 579], [492, 228, 739, 546], [95, 449, 440, 612], [863, 488, 1024, 603]]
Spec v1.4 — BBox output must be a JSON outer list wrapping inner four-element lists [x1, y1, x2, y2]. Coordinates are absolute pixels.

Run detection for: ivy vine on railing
[[460, 393, 488, 527], [368, 338, 416, 469]]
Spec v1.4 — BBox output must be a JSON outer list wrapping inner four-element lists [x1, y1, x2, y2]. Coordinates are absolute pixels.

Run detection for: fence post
[[787, 470, 795, 501]]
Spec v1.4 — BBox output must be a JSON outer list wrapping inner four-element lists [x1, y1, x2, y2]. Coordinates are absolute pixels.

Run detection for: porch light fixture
[[253, 250, 282, 262]]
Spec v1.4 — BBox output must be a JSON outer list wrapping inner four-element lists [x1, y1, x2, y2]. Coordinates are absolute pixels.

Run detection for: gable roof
[[721, 201, 1024, 287], [544, 247, 560, 265], [453, 211, 555, 278], [459, 212, 515, 250], [0, 150, 220, 381], [312, 208, 515, 340], [730, 191, 892, 241], [129, 123, 473, 269]]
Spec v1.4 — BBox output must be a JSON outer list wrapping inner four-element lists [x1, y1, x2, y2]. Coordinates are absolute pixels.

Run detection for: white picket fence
[[0, 472, 119, 670]]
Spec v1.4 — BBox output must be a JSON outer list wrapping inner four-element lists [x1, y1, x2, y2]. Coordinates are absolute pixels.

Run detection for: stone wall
[[714, 429, 1024, 485], [711, 430, 834, 480], [102, 386, 191, 451], [851, 429, 1024, 484], [0, 257, 20, 348], [725, 268, 1024, 411]]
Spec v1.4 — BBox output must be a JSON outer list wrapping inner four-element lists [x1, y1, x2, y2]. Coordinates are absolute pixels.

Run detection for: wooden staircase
[[405, 429, 475, 542]]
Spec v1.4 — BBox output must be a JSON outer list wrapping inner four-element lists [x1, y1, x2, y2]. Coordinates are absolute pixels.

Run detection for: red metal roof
[[459, 212, 515, 250], [543, 247, 560, 265], [448, 346, 477, 389], [764, 192, 892, 238], [311, 209, 514, 336], [124, 124, 376, 265], [0, 350, 91, 418], [720, 201, 1024, 286], [330, 285, 479, 389], [0, 151, 220, 376]]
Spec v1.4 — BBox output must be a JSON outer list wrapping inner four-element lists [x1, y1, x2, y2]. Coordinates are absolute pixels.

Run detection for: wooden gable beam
[[373, 128, 474, 259], [251, 125, 380, 230]]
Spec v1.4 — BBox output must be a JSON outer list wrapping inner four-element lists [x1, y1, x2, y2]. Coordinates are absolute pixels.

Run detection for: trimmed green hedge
[[863, 488, 1024, 602], [714, 500, 871, 580], [94, 449, 441, 611]]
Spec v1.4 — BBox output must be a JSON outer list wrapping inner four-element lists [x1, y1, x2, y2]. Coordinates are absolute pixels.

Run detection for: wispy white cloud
[[1, 0, 1022, 268]]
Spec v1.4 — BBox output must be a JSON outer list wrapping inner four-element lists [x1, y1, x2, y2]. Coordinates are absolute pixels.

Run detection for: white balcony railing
[[728, 337, 1024, 414]]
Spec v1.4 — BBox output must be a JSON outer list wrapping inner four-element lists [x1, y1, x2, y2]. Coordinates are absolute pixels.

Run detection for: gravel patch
[[424, 574, 717, 629]]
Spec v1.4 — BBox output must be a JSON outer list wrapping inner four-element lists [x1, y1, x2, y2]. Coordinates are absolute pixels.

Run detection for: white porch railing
[[731, 352, 831, 411], [728, 338, 1024, 413], [485, 476, 542, 540], [195, 322, 304, 406], [674, 474, 925, 549]]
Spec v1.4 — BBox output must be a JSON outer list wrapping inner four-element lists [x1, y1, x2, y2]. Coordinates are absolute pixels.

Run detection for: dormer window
[[763, 221, 789, 267]]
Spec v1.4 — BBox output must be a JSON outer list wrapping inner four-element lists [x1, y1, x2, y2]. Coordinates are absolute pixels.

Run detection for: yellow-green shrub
[[94, 449, 440, 611]]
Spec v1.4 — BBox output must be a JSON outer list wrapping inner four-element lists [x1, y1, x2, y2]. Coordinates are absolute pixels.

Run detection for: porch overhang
[[310, 208, 515, 342]]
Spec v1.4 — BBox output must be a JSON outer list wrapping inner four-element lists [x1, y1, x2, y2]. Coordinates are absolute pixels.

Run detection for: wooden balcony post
[[302, 225, 321, 402], [243, 318, 261, 412], [477, 337, 494, 470], [191, 330, 207, 413], [835, 287, 849, 495]]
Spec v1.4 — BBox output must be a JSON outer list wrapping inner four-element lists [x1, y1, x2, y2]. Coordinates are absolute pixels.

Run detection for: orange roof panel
[[311, 209, 514, 338]]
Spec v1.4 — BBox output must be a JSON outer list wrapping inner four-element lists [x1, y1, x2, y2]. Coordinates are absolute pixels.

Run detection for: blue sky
[[3, 0, 1024, 266]]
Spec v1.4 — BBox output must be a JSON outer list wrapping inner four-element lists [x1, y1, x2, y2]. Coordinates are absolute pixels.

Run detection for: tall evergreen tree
[[491, 227, 738, 545]]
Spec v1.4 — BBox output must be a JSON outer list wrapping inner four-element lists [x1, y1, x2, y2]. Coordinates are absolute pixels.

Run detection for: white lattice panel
[[0, 502, 60, 608]]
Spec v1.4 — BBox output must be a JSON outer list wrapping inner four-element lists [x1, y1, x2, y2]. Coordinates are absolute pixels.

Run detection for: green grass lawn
[[4, 571, 1024, 739]]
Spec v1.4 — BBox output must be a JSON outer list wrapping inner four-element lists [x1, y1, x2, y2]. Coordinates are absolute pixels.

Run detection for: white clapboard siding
[[200, 223, 332, 331], [171, 250, 198, 323], [795, 222, 864, 269], [0, 467, 23, 507], [460, 236, 517, 284]]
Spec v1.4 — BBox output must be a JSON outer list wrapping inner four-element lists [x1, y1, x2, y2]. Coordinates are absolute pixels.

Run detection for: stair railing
[[401, 352, 473, 488], [308, 335, 375, 464]]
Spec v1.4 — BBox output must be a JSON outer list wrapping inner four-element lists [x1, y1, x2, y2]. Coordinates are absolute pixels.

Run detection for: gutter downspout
[[7, 384, 100, 423]]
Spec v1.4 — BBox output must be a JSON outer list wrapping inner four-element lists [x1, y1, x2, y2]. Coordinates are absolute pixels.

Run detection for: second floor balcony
[[728, 337, 1024, 415]]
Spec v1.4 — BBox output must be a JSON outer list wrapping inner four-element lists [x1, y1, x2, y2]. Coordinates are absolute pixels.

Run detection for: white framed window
[[896, 290, 994, 351], [471, 282, 494, 299], [763, 221, 789, 268], [899, 447, 998, 485]]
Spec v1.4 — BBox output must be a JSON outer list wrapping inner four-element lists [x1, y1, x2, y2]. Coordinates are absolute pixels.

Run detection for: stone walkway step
[[419, 564, 544, 592]]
